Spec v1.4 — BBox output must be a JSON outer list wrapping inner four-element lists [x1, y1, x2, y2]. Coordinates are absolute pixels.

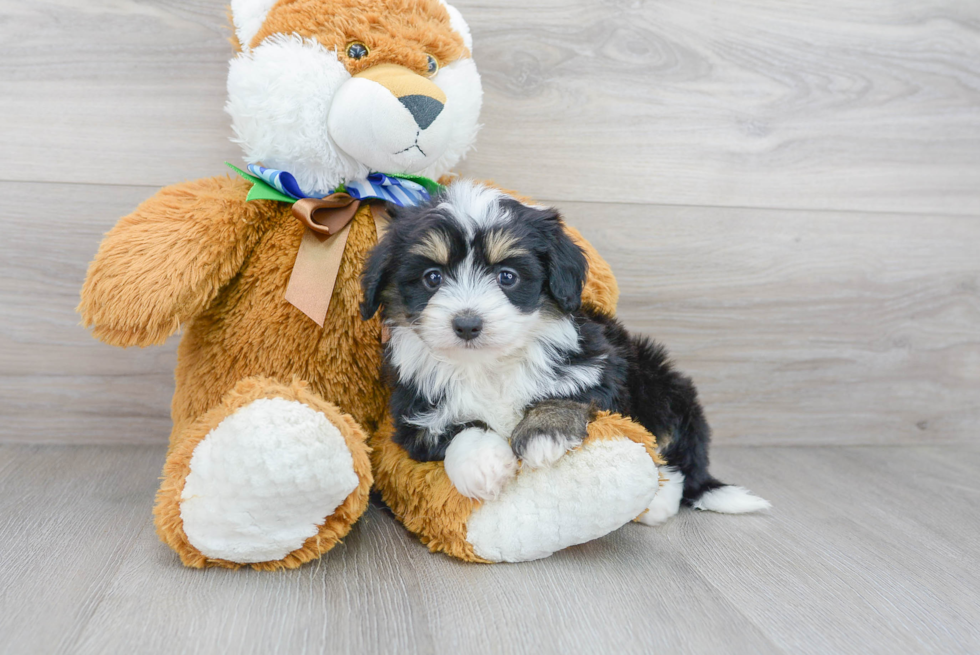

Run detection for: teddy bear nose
[[399, 94, 444, 130], [452, 313, 483, 341]]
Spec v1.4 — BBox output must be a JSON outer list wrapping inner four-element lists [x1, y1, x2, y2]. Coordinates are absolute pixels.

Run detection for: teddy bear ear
[[439, 1, 473, 52], [230, 0, 280, 51]]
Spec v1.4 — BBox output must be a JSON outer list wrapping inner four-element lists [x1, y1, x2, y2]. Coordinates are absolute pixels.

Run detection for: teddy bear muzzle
[[328, 63, 454, 173], [356, 64, 446, 129]]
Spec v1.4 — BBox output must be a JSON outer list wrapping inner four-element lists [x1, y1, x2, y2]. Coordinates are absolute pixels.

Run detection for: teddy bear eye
[[346, 42, 369, 60], [425, 54, 439, 76]]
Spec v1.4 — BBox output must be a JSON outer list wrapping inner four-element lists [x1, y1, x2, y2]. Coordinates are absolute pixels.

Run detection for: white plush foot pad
[[180, 398, 359, 563], [465, 438, 659, 562], [636, 466, 684, 526]]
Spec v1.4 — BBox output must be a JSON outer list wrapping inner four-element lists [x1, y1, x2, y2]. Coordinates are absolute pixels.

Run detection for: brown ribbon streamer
[[285, 195, 392, 329], [284, 193, 360, 327]]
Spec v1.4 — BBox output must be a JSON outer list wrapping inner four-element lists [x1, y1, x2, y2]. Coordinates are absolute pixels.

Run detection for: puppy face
[[362, 182, 588, 363]]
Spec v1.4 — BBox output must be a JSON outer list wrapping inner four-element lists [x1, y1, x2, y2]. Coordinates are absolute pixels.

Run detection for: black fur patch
[[576, 307, 724, 504], [361, 206, 470, 322], [362, 189, 726, 506], [360, 198, 589, 322]]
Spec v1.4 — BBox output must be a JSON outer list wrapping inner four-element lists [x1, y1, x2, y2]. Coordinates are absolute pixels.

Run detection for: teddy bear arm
[[78, 176, 269, 347], [564, 224, 619, 315]]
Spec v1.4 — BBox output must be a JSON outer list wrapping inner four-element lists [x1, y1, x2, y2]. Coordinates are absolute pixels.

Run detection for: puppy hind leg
[[663, 403, 770, 514], [627, 334, 769, 513], [625, 335, 721, 506]]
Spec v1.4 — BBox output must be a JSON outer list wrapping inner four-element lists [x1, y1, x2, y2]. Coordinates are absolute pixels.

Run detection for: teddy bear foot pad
[[178, 397, 360, 563], [466, 437, 659, 562]]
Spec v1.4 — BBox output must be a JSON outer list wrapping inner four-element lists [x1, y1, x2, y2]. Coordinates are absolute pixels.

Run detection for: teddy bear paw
[[178, 397, 360, 564], [635, 466, 684, 526]]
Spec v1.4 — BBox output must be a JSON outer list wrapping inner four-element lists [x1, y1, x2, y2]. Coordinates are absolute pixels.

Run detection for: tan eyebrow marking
[[409, 231, 451, 265], [484, 230, 529, 264]]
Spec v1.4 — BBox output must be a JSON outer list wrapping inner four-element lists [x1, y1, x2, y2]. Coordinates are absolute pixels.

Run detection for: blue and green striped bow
[[226, 162, 442, 207]]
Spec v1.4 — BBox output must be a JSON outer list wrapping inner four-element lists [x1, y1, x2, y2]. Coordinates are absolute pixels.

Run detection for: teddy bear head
[[227, 0, 482, 197]]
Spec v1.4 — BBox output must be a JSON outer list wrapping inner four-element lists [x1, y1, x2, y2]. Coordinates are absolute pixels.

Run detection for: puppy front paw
[[516, 436, 568, 469], [444, 427, 518, 501], [511, 399, 595, 469]]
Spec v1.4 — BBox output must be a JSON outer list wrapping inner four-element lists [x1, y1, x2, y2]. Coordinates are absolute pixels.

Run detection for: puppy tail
[[627, 335, 770, 514], [664, 417, 770, 513], [690, 484, 771, 514]]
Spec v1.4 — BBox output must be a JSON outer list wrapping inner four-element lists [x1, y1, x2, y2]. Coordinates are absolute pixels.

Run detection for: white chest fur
[[428, 358, 531, 435], [388, 319, 604, 439]]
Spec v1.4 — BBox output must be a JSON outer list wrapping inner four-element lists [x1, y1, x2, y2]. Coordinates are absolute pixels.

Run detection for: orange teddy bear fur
[[78, 173, 621, 569]]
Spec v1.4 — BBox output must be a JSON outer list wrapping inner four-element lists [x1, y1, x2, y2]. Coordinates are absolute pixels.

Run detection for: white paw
[[444, 427, 518, 501], [519, 436, 569, 469], [180, 397, 359, 564], [635, 466, 684, 526]]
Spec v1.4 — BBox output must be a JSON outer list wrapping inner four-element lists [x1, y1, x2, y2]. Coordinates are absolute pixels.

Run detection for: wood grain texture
[[0, 181, 177, 445], [0, 444, 162, 654], [0, 0, 978, 214], [562, 201, 980, 446], [3, 181, 976, 445], [2, 444, 979, 654], [461, 0, 980, 214], [672, 445, 980, 654]]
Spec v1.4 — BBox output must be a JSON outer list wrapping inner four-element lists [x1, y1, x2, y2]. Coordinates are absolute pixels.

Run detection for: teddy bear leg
[[153, 377, 372, 570], [464, 429, 660, 562], [373, 412, 664, 563]]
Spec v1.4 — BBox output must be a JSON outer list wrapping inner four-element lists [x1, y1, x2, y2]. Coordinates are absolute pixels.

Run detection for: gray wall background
[[1, 0, 978, 446]]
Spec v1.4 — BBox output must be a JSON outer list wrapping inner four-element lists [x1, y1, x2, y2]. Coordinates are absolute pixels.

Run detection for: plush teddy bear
[[78, 0, 666, 569]]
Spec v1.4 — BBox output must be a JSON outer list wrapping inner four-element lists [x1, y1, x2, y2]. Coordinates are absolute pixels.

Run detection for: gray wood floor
[[1, 0, 979, 653], [2, 443, 979, 655]]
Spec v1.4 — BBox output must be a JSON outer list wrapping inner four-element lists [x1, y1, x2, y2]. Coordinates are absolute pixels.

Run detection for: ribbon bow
[[225, 162, 444, 326], [227, 162, 442, 206]]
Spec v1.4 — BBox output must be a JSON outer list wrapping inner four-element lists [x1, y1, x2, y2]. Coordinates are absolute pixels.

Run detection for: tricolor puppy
[[361, 182, 769, 522]]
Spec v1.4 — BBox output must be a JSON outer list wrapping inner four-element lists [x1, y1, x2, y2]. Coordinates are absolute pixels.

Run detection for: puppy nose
[[452, 314, 483, 341], [399, 95, 443, 130]]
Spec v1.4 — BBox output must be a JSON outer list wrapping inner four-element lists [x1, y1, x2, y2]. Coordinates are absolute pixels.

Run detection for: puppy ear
[[543, 212, 589, 313], [360, 235, 394, 320]]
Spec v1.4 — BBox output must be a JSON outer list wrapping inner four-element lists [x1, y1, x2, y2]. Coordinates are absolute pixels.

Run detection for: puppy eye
[[425, 54, 439, 76], [497, 269, 519, 288], [346, 42, 369, 60], [422, 268, 443, 290]]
